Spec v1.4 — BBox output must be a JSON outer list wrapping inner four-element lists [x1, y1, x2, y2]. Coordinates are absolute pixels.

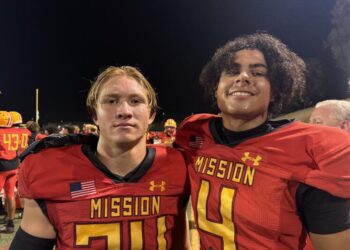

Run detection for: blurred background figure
[[60, 124, 81, 135], [8, 112, 30, 219], [163, 118, 177, 139], [72, 125, 80, 134], [8, 112, 21, 127], [148, 118, 177, 146], [60, 125, 70, 135], [82, 123, 98, 135], [25, 121, 46, 144], [43, 124, 60, 136], [0, 111, 12, 222], [0, 111, 19, 233], [9, 111, 30, 153], [309, 99, 350, 132], [26, 121, 40, 145]]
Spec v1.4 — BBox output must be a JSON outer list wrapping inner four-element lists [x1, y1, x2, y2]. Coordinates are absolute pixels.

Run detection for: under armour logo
[[241, 152, 262, 166], [149, 180, 166, 192]]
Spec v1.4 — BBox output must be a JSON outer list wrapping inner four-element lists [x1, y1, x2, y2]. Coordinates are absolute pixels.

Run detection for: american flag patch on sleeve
[[70, 180, 97, 198], [189, 135, 204, 149]]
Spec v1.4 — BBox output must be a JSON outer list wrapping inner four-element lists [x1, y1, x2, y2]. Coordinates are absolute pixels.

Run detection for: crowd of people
[[1, 32, 349, 250]]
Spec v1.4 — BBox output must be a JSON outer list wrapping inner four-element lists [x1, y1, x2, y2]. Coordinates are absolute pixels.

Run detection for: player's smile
[[230, 91, 251, 96], [226, 90, 257, 100]]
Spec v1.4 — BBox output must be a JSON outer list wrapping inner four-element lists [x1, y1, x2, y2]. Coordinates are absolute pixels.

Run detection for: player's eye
[[130, 99, 141, 105], [252, 71, 266, 77], [101, 98, 117, 104], [108, 99, 117, 104], [225, 68, 240, 76]]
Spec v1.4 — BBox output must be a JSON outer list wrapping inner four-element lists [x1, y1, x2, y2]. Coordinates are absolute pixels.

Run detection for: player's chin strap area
[[19, 134, 98, 162]]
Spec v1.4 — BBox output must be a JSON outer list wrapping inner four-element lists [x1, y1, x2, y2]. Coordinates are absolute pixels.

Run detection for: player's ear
[[149, 111, 156, 125], [89, 107, 98, 126], [92, 114, 98, 126]]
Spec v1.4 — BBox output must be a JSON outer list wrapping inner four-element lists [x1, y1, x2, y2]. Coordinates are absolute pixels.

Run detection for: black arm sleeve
[[9, 227, 55, 250], [296, 183, 350, 234]]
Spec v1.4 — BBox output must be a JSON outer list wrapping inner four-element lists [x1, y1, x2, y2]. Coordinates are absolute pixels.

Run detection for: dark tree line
[[283, 0, 350, 115]]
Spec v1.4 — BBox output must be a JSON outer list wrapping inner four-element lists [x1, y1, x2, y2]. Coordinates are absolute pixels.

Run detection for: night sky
[[0, 0, 345, 124]]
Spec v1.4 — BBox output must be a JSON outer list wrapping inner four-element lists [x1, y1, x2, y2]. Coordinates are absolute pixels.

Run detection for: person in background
[[63, 125, 72, 134], [82, 123, 98, 135], [176, 32, 350, 250], [26, 121, 46, 144], [8, 111, 31, 217], [57, 125, 65, 135], [72, 125, 80, 134], [43, 124, 60, 136], [148, 118, 177, 146], [0, 111, 12, 218], [160, 118, 177, 144], [306, 99, 350, 250], [0, 111, 19, 233], [9, 111, 31, 153], [60, 124, 80, 135], [309, 99, 350, 132], [10, 66, 191, 250]]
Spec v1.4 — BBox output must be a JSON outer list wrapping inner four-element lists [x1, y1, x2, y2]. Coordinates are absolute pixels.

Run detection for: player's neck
[[222, 112, 268, 132], [95, 137, 147, 177]]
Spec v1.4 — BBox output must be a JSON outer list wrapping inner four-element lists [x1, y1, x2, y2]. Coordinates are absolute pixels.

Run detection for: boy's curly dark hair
[[199, 32, 306, 114]]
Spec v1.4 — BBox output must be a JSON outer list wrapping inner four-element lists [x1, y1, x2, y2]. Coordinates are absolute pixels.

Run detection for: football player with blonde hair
[[11, 66, 191, 250]]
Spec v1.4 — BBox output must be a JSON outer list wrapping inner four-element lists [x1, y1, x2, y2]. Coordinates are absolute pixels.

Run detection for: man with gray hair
[[309, 99, 350, 132]]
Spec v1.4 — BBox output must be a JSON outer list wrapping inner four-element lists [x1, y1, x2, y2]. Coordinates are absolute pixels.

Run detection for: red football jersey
[[0, 127, 23, 160], [19, 145, 190, 250], [176, 114, 350, 250], [15, 127, 31, 153]]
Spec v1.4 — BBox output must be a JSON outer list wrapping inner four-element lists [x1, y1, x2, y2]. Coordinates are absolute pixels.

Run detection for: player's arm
[[10, 198, 56, 250], [171, 198, 192, 250], [297, 184, 350, 250]]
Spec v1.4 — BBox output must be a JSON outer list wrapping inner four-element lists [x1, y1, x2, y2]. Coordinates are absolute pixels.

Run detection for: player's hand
[[19, 134, 98, 161]]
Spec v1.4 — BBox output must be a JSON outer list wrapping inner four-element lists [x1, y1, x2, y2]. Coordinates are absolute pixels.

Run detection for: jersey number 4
[[197, 179, 236, 250]]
